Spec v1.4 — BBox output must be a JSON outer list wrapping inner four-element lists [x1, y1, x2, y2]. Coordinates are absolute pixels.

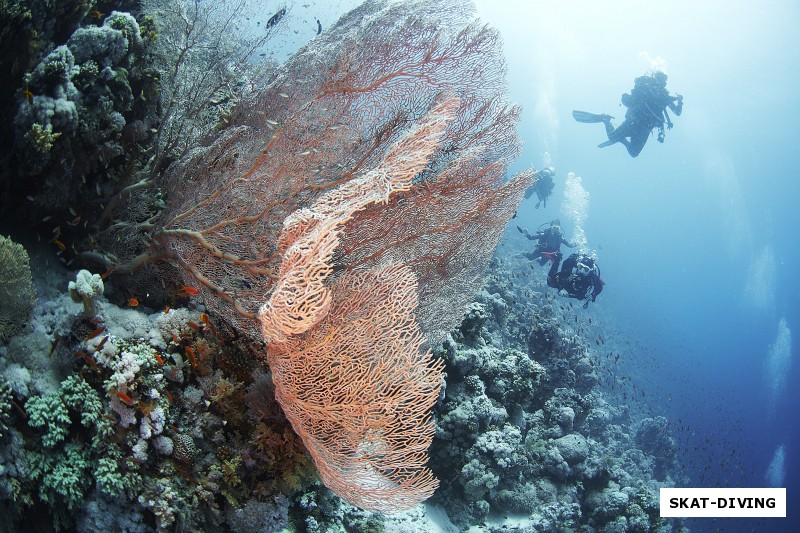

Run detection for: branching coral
[[24, 122, 62, 153]]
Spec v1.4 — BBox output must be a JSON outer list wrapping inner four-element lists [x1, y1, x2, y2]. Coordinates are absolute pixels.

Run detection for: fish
[[95, 336, 108, 351], [177, 285, 200, 297], [85, 325, 106, 340], [185, 346, 198, 368], [200, 313, 217, 336], [128, 296, 139, 307], [316, 19, 322, 34], [265, 7, 286, 29], [114, 390, 135, 405], [75, 350, 99, 371]]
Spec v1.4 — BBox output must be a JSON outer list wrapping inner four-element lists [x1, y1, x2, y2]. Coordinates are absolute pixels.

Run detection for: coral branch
[[267, 264, 444, 513]]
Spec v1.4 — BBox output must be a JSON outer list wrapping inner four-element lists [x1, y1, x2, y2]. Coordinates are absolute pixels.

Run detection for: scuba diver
[[572, 70, 683, 157], [517, 219, 576, 265], [547, 252, 604, 308], [525, 166, 556, 208]]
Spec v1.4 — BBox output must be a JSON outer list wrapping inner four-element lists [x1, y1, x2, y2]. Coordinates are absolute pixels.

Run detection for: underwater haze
[[475, 0, 799, 531]]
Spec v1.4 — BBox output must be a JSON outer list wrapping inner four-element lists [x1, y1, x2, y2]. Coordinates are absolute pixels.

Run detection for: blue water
[[472, 0, 799, 530]]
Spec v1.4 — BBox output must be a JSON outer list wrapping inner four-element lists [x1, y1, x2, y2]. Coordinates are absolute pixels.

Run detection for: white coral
[[68, 269, 104, 318]]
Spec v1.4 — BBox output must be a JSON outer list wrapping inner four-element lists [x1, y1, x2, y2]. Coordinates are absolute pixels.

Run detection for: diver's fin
[[572, 110, 613, 123], [597, 140, 614, 148]]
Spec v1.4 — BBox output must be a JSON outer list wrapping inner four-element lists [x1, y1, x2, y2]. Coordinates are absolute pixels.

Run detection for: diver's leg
[[546, 253, 562, 288], [599, 119, 628, 148], [627, 129, 649, 157], [602, 115, 615, 137]]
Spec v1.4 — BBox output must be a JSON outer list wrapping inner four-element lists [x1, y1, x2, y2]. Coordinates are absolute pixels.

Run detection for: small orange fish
[[53, 239, 66, 252], [199, 313, 217, 336], [177, 285, 200, 297], [23, 88, 33, 102], [170, 332, 180, 345], [186, 321, 202, 332], [153, 352, 165, 366], [89, 9, 104, 18], [185, 346, 198, 369], [75, 350, 99, 371], [165, 390, 174, 406], [85, 325, 106, 340], [128, 296, 139, 307], [113, 390, 135, 405], [101, 267, 114, 279], [163, 305, 171, 314], [95, 335, 108, 351]]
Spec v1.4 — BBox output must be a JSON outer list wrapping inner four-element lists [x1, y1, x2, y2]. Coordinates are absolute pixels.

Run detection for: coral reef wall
[[429, 254, 683, 531]]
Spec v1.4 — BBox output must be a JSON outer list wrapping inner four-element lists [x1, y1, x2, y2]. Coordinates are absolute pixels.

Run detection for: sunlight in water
[[765, 318, 791, 410], [744, 246, 776, 311], [764, 443, 786, 488]]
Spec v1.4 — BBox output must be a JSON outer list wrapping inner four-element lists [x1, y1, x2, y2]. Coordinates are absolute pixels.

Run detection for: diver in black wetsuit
[[517, 219, 576, 266], [573, 71, 683, 157], [524, 166, 556, 209], [547, 252, 604, 308]]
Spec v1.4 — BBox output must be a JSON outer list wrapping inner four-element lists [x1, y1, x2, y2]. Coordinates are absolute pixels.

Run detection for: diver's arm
[[668, 94, 683, 116], [562, 237, 576, 248], [592, 278, 603, 300], [516, 226, 539, 241]]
